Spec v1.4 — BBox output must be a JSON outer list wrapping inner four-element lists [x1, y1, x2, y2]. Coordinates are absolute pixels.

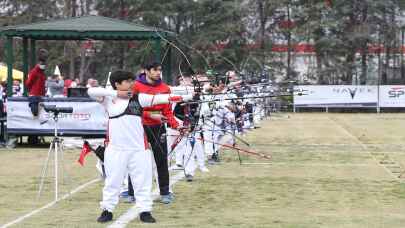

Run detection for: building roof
[[0, 15, 174, 40]]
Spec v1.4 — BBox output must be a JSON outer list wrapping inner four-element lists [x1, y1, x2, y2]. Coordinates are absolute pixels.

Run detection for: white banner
[[294, 85, 378, 107], [378, 85, 405, 107], [7, 97, 107, 136]]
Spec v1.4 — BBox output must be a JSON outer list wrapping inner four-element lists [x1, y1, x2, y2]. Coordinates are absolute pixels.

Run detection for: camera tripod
[[37, 109, 72, 201]]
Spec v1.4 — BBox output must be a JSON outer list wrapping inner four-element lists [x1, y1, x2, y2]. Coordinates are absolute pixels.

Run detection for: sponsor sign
[[379, 85, 405, 107], [7, 97, 107, 136], [294, 85, 378, 107]]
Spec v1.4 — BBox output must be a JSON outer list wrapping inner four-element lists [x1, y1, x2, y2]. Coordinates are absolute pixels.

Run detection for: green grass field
[[1, 113, 405, 227]]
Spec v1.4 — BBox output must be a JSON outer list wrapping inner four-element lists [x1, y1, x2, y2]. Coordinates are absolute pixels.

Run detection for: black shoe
[[209, 153, 219, 164], [97, 210, 113, 223], [213, 152, 219, 161], [140, 212, 156, 223], [185, 174, 193, 182]]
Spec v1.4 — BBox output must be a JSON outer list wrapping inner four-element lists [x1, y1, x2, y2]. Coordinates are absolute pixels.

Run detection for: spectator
[[86, 78, 94, 88], [26, 48, 48, 116], [46, 74, 64, 97], [63, 76, 73, 96], [90, 79, 99, 87], [12, 80, 22, 96], [75, 78, 82, 87], [1, 82, 7, 100], [70, 78, 80, 88]]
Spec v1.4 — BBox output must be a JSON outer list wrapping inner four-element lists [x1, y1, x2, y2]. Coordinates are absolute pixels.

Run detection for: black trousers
[[28, 96, 42, 116], [128, 124, 170, 196]]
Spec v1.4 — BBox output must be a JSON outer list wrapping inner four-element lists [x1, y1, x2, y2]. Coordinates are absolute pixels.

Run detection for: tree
[[3, 0, 405, 85]]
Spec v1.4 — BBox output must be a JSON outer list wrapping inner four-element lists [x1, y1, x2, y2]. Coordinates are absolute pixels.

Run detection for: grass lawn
[[1, 113, 405, 227]]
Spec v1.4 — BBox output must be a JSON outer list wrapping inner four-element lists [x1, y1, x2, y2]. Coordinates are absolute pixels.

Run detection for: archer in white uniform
[[89, 70, 193, 224], [169, 85, 209, 175]]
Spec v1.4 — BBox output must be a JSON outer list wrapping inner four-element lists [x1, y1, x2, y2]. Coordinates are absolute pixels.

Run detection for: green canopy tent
[[0, 15, 175, 97]]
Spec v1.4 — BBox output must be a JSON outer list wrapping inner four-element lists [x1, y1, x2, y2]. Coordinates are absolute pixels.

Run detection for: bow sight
[[191, 79, 202, 92]]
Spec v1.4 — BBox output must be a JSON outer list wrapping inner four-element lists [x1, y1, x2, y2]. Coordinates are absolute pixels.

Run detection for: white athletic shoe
[[126, 196, 136, 203], [199, 166, 210, 173]]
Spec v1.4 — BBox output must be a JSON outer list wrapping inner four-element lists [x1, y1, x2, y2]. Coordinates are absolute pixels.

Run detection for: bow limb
[[168, 132, 184, 157]]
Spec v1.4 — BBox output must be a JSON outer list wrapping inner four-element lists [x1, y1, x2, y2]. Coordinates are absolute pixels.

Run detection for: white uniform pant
[[243, 113, 252, 129], [254, 106, 262, 124], [100, 144, 153, 213], [175, 139, 185, 167], [223, 129, 236, 146], [185, 134, 206, 175], [213, 130, 235, 152], [172, 134, 196, 175], [183, 137, 196, 176], [169, 126, 207, 175], [193, 134, 206, 168], [203, 125, 215, 156]]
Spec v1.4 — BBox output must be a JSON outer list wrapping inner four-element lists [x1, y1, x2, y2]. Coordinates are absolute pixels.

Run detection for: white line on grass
[[108, 170, 185, 228], [0, 178, 100, 228], [241, 162, 273, 165], [328, 117, 403, 182], [269, 150, 405, 155], [242, 162, 377, 167], [256, 143, 405, 149]]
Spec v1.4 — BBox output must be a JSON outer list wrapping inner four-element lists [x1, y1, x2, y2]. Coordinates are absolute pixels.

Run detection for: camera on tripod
[[41, 104, 73, 114], [37, 103, 74, 201]]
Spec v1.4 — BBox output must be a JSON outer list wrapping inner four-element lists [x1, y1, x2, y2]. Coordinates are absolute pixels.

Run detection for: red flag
[[78, 141, 92, 166]]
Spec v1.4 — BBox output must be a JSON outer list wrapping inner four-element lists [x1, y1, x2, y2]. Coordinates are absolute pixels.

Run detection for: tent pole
[[30, 39, 36, 69], [23, 38, 29, 96], [6, 36, 14, 98]]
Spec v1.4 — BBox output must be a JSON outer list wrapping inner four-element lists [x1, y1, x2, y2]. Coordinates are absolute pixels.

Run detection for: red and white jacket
[[132, 74, 180, 128]]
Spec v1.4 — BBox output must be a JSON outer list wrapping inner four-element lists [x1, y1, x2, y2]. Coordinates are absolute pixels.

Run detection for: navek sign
[[331, 87, 375, 99]]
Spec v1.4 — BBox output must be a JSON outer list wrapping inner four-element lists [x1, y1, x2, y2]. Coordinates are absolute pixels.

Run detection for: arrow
[[196, 137, 271, 160]]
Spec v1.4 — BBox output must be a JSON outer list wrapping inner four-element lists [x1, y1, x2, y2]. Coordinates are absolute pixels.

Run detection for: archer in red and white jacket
[[131, 63, 187, 200]]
